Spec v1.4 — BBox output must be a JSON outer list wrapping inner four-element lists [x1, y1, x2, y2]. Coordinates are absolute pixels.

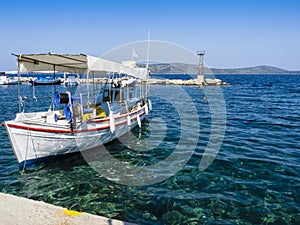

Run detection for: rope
[[32, 84, 37, 102], [22, 125, 30, 173], [19, 96, 25, 112], [69, 203, 82, 212]]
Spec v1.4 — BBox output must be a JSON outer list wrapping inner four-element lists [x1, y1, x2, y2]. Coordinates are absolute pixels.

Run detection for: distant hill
[[138, 63, 300, 74], [211, 65, 300, 74]]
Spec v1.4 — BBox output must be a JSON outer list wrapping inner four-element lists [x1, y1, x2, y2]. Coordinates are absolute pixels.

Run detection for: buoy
[[110, 115, 115, 133], [148, 99, 152, 111], [137, 114, 141, 128], [127, 114, 131, 126]]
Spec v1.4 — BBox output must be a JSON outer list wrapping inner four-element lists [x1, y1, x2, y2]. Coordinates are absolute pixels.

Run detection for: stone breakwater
[[139, 78, 229, 86], [80, 78, 229, 86]]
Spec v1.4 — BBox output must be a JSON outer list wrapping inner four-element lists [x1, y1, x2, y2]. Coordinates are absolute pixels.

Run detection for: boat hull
[[5, 105, 147, 166], [0, 81, 18, 85], [64, 81, 79, 86], [29, 80, 62, 86]]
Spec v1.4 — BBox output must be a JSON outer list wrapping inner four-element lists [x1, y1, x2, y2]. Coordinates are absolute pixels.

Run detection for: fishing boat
[[0, 72, 18, 85], [3, 53, 151, 166], [29, 76, 63, 86], [64, 74, 80, 87], [111, 76, 137, 88]]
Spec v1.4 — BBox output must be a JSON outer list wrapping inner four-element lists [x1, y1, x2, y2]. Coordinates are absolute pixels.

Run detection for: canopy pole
[[92, 71, 95, 104], [109, 73, 112, 103], [140, 77, 142, 99], [87, 70, 90, 106], [17, 56, 21, 113], [52, 65, 56, 111]]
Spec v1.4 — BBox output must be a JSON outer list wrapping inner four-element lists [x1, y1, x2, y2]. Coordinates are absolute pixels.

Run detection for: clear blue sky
[[0, 0, 299, 70]]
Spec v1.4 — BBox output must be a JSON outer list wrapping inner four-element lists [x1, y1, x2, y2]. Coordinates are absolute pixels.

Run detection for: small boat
[[112, 76, 137, 88], [3, 53, 151, 166], [29, 76, 63, 86], [64, 74, 80, 87], [0, 72, 18, 85]]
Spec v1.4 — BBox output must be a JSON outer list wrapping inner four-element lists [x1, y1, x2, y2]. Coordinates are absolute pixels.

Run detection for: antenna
[[146, 30, 150, 69], [146, 30, 151, 98]]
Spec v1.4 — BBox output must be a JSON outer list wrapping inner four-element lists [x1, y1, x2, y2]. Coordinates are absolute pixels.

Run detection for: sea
[[0, 74, 299, 225]]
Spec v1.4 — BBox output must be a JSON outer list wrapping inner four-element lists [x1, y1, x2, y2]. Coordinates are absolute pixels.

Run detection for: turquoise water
[[0, 75, 300, 224]]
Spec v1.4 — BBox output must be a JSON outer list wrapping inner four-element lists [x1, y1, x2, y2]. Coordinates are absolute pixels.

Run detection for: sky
[[0, 0, 299, 71]]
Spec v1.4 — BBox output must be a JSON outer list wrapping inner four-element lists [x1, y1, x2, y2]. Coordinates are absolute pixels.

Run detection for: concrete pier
[[0, 193, 135, 225]]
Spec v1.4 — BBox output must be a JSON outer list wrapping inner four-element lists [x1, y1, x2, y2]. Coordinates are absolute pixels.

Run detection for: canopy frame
[[12, 53, 148, 79], [13, 53, 148, 112]]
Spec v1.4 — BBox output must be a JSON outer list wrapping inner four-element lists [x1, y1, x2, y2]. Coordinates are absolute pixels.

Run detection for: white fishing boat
[[0, 72, 18, 85], [64, 73, 80, 87], [3, 53, 151, 166]]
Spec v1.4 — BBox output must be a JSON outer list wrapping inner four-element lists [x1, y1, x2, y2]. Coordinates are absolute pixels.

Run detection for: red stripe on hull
[[6, 124, 72, 133]]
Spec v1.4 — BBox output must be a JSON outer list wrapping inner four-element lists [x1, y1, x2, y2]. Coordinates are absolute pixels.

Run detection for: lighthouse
[[197, 50, 205, 84]]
